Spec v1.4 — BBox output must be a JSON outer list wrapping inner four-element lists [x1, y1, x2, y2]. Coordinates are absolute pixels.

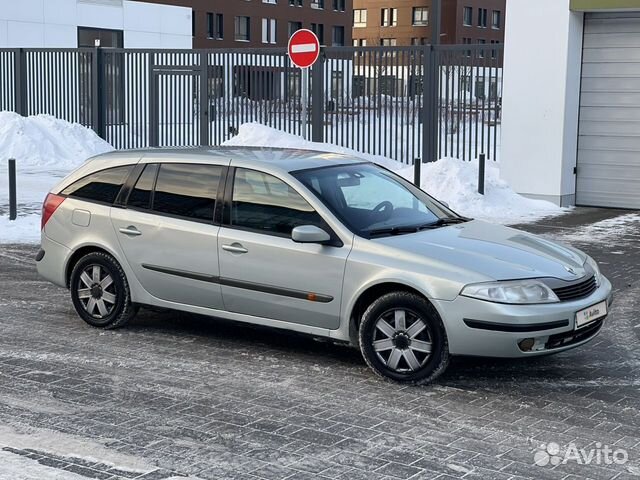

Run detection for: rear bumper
[[434, 275, 613, 358], [36, 233, 70, 288]]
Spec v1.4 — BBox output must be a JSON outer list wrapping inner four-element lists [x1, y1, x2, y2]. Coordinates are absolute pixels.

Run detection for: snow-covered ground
[[0, 114, 565, 244]]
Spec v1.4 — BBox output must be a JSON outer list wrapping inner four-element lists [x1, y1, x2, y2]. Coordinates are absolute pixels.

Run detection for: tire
[[359, 291, 449, 385], [69, 251, 137, 329]]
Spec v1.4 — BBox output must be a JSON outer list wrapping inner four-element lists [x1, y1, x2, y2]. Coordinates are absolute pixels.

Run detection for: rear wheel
[[359, 291, 449, 385], [69, 252, 137, 329]]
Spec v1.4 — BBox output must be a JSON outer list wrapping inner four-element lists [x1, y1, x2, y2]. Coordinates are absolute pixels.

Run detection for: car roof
[[91, 146, 368, 173]]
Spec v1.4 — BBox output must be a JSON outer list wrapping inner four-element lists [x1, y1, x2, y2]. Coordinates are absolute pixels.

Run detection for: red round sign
[[288, 29, 320, 69]]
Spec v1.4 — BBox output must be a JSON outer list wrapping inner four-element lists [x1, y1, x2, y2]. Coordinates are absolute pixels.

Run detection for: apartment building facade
[[138, 0, 352, 48], [352, 0, 505, 48]]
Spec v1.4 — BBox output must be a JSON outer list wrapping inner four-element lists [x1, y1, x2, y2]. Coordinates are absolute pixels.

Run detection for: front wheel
[[69, 252, 137, 329], [359, 291, 449, 385]]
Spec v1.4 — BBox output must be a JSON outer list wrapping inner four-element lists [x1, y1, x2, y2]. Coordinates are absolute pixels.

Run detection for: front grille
[[545, 318, 604, 350], [552, 275, 597, 301]]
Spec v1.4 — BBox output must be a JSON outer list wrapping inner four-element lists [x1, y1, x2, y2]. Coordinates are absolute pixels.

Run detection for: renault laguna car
[[37, 148, 613, 384]]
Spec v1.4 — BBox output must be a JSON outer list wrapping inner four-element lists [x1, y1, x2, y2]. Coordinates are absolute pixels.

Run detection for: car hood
[[373, 220, 587, 282]]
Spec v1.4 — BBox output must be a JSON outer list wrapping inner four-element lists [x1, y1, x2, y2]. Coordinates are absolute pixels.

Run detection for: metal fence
[[0, 45, 503, 164]]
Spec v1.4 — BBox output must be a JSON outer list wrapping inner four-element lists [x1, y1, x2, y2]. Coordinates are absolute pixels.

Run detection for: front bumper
[[433, 275, 613, 358]]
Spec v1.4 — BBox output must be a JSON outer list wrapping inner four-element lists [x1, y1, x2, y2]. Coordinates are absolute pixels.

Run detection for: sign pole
[[301, 68, 309, 140], [288, 29, 320, 140]]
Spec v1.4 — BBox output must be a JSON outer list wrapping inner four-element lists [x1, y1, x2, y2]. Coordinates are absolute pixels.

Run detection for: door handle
[[119, 226, 142, 237], [222, 243, 248, 254]]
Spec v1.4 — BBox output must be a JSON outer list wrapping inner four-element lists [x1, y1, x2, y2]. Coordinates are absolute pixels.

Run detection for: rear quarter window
[[61, 165, 133, 205]]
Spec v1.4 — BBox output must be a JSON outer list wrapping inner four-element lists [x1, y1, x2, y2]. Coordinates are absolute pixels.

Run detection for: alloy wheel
[[372, 308, 433, 373], [77, 264, 117, 319]]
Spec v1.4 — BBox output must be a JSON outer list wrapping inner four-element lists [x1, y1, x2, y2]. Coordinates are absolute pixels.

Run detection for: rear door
[[111, 162, 226, 310], [217, 167, 349, 330]]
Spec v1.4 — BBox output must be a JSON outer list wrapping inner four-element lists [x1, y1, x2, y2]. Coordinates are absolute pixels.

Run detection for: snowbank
[[0, 113, 113, 244], [223, 123, 566, 224], [0, 112, 114, 169]]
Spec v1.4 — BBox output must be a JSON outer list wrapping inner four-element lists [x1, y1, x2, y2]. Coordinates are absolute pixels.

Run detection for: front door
[[218, 167, 349, 329], [111, 162, 225, 310]]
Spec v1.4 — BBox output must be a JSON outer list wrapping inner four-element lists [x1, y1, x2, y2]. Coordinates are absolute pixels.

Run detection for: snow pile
[[0, 112, 114, 169], [0, 113, 113, 243], [223, 123, 566, 224]]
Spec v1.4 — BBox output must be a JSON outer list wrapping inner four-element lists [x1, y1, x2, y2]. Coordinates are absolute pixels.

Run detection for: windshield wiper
[[417, 217, 471, 230], [368, 225, 420, 237]]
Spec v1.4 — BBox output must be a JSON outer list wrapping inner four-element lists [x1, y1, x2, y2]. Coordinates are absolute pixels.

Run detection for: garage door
[[577, 12, 640, 208]]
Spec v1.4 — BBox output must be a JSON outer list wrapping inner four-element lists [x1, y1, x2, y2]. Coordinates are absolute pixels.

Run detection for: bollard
[[478, 153, 486, 195], [9, 158, 17, 221], [414, 158, 421, 188]]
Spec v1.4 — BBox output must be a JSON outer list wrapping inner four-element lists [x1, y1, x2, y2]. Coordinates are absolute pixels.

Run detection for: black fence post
[[478, 153, 486, 195], [199, 51, 210, 146], [422, 44, 438, 164], [91, 47, 106, 140], [13, 49, 27, 116], [311, 50, 325, 143], [149, 53, 158, 148], [413, 158, 421, 187], [8, 158, 17, 221]]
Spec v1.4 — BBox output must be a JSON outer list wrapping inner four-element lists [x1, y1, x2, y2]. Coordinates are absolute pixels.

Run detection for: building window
[[235, 16, 250, 42], [332, 26, 344, 46], [332, 0, 345, 12], [462, 37, 472, 57], [311, 23, 324, 44], [490, 39, 500, 59], [331, 71, 343, 100], [207, 13, 223, 40], [289, 0, 302, 5], [477, 39, 486, 58], [380, 38, 397, 47], [262, 18, 276, 44], [463, 7, 472, 26], [411, 37, 427, 46], [262, 0, 277, 3], [353, 9, 367, 28], [412, 7, 429, 26], [288, 21, 302, 36], [475, 76, 486, 100], [310, 0, 324, 9], [478, 8, 488, 28], [492, 10, 501, 29], [353, 38, 366, 55], [381, 8, 397, 27]]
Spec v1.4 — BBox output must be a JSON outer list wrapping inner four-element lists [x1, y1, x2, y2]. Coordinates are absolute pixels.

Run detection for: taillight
[[41, 193, 65, 230]]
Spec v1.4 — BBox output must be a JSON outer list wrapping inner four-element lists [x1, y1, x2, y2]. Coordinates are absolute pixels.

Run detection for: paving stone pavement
[[0, 208, 639, 480]]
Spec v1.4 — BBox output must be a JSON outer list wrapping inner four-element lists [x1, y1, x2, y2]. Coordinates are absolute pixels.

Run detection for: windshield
[[293, 163, 463, 238]]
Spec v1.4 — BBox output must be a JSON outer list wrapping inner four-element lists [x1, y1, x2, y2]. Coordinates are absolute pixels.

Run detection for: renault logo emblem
[[565, 266, 577, 275]]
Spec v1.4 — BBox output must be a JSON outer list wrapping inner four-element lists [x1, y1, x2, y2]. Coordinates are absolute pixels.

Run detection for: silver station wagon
[[37, 148, 613, 384]]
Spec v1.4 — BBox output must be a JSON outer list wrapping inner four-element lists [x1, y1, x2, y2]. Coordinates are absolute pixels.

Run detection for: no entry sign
[[288, 29, 320, 69]]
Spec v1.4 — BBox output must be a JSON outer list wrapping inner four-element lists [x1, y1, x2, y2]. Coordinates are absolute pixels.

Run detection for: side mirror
[[291, 225, 331, 244]]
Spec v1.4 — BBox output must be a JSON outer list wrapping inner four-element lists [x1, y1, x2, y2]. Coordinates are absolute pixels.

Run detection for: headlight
[[461, 279, 560, 304], [584, 256, 601, 286]]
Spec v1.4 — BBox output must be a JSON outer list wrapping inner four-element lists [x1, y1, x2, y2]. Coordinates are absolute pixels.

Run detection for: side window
[[61, 165, 133, 204], [152, 163, 222, 222], [127, 164, 158, 210], [232, 168, 324, 236]]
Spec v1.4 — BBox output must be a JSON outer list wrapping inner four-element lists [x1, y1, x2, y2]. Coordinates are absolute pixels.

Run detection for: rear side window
[[127, 164, 158, 210], [152, 163, 222, 222], [61, 166, 133, 204]]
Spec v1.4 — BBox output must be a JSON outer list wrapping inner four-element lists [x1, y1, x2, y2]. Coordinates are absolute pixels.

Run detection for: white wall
[[0, 0, 192, 48], [500, 0, 584, 206]]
